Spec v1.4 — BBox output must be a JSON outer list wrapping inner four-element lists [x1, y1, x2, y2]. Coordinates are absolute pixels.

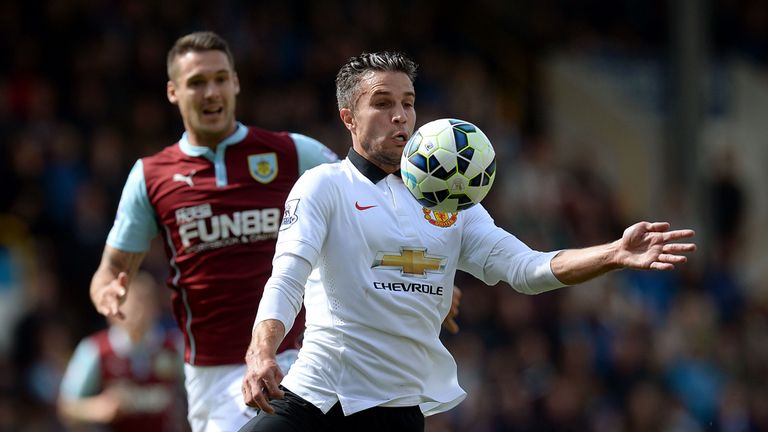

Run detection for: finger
[[109, 303, 125, 320], [452, 286, 462, 301], [662, 229, 696, 241], [650, 262, 674, 271], [657, 254, 687, 264], [254, 391, 274, 414], [662, 243, 696, 253], [110, 294, 127, 320], [242, 383, 254, 407], [646, 222, 671, 232], [116, 273, 129, 298], [107, 295, 119, 316], [262, 376, 284, 400], [442, 317, 459, 334], [243, 380, 274, 413]]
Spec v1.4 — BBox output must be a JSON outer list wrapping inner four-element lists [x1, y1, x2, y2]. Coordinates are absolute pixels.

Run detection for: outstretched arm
[[551, 221, 696, 285], [90, 245, 146, 320]]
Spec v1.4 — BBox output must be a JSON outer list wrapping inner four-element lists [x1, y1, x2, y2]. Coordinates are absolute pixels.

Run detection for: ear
[[340, 108, 355, 132], [167, 80, 178, 105], [233, 72, 241, 95]]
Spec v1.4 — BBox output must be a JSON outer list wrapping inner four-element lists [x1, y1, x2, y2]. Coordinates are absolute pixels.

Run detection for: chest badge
[[248, 153, 278, 184], [422, 208, 458, 228]]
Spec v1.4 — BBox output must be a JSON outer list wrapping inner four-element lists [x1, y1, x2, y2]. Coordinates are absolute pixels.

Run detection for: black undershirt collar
[[347, 148, 400, 184]]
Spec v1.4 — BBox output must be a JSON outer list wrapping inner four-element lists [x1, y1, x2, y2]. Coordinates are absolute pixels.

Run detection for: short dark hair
[[335, 51, 418, 110], [167, 31, 235, 80]]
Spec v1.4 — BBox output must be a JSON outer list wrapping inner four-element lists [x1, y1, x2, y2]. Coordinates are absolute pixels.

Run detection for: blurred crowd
[[1, 0, 767, 430]]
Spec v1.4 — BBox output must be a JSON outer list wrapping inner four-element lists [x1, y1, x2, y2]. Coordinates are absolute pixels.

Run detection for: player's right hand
[[95, 272, 129, 319], [242, 355, 284, 414]]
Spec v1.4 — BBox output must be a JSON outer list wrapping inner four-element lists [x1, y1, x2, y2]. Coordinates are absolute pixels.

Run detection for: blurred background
[[1, 0, 767, 430]]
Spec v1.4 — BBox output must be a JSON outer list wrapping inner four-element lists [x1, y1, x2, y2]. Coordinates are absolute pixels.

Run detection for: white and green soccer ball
[[401, 118, 496, 213]]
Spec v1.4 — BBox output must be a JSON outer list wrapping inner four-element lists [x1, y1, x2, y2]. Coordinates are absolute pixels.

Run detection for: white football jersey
[[259, 150, 564, 416]]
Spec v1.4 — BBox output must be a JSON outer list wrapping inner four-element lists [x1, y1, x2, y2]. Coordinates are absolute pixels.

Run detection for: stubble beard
[[363, 140, 401, 172]]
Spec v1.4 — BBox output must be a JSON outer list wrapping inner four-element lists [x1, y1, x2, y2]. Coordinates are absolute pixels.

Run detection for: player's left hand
[[616, 221, 696, 270], [442, 286, 462, 334]]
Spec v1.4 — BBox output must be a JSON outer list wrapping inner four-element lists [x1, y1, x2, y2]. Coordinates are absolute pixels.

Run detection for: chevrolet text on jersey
[[372, 282, 444, 295]]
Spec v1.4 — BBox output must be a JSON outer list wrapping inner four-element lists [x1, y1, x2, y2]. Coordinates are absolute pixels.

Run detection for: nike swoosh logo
[[355, 201, 377, 211]]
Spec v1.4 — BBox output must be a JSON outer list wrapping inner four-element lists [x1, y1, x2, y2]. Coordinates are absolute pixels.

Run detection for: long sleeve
[[254, 253, 313, 334], [484, 236, 566, 294]]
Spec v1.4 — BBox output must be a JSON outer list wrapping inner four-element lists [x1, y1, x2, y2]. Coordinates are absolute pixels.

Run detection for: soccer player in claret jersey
[[239, 51, 696, 431], [59, 272, 186, 431], [89, 31, 338, 432]]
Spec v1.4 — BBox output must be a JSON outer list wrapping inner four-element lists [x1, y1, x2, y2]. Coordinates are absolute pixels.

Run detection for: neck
[[127, 324, 149, 344], [186, 123, 237, 150], [352, 143, 399, 173]]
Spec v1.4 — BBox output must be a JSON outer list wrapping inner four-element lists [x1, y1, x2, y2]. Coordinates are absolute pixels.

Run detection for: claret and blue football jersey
[[107, 123, 337, 365]]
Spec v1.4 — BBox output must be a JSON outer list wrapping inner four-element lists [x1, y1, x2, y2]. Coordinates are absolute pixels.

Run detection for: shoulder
[[142, 142, 183, 164], [289, 133, 339, 174], [301, 159, 345, 179], [290, 133, 338, 159], [242, 125, 293, 145], [291, 160, 346, 194]]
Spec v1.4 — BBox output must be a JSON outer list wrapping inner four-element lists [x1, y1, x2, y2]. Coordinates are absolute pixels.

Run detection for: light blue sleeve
[[290, 133, 339, 175], [59, 337, 101, 399], [106, 160, 158, 252]]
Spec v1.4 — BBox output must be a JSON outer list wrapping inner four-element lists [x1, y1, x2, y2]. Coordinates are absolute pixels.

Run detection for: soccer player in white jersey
[[239, 51, 696, 431]]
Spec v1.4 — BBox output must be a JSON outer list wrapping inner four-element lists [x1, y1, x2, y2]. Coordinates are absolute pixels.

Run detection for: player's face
[[342, 71, 415, 173], [167, 50, 240, 147]]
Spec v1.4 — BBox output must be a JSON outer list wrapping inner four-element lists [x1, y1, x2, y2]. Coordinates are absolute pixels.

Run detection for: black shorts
[[238, 386, 425, 432]]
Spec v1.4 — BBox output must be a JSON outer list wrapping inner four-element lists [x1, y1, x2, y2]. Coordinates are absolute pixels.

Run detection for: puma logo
[[172, 170, 196, 187]]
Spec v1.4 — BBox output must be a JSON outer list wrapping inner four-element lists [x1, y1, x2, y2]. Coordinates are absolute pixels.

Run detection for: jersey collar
[[348, 148, 401, 184], [178, 122, 248, 159]]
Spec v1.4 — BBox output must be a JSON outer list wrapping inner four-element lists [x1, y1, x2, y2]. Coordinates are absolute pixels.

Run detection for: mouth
[[201, 107, 224, 117], [392, 131, 409, 143]]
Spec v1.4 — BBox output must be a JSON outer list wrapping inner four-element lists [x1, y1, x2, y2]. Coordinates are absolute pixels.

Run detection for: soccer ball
[[401, 118, 496, 213]]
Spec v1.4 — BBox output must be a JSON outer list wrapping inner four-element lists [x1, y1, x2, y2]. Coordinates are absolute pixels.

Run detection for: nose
[[204, 81, 219, 98], [392, 106, 408, 124]]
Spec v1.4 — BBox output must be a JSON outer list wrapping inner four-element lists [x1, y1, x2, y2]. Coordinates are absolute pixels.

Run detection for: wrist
[[607, 239, 624, 270]]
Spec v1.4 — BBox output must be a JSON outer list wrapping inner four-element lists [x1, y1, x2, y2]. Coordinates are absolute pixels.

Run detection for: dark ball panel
[[456, 156, 470, 174], [457, 201, 477, 211], [459, 147, 474, 160], [434, 188, 450, 203], [431, 165, 456, 180], [418, 197, 436, 207], [453, 123, 476, 133], [484, 159, 496, 176], [408, 153, 429, 172], [453, 129, 468, 150]]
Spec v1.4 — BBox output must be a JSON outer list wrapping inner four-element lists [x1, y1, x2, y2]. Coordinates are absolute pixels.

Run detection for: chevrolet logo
[[372, 247, 447, 277]]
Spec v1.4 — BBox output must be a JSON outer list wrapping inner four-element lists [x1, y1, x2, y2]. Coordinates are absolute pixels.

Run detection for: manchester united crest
[[248, 153, 278, 184], [422, 208, 458, 228]]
